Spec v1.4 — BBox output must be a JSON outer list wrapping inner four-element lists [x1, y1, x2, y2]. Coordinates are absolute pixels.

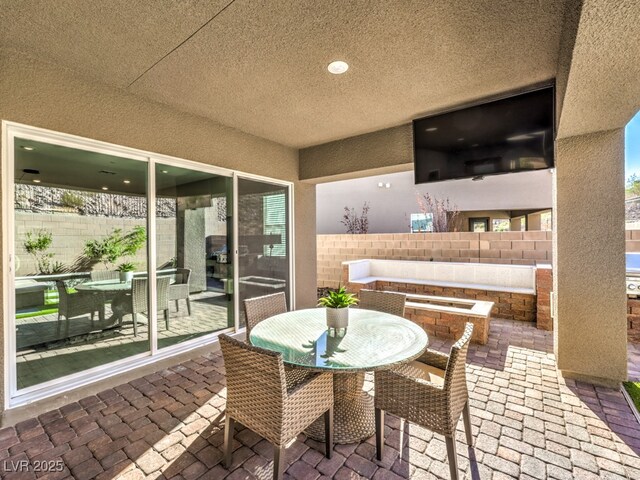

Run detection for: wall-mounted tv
[[413, 86, 554, 184]]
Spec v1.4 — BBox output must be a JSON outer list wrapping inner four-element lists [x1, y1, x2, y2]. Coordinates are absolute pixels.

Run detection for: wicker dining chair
[[121, 277, 170, 336], [168, 268, 192, 315], [358, 289, 407, 317], [374, 323, 475, 480], [90, 270, 120, 281], [219, 334, 333, 480], [243, 292, 287, 341], [56, 280, 105, 334]]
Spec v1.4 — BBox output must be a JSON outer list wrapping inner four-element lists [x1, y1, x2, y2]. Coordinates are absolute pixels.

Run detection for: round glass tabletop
[[249, 308, 429, 372], [75, 280, 132, 292]]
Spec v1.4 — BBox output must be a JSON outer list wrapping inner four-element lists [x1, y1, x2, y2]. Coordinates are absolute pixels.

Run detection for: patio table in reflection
[[75, 279, 135, 326], [249, 308, 429, 444], [76, 277, 173, 326]]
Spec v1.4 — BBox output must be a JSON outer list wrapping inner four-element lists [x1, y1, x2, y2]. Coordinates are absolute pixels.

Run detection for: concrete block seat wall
[[343, 259, 537, 322], [404, 293, 493, 344]]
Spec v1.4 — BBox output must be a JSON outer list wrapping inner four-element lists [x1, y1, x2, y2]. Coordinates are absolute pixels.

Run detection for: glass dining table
[[250, 308, 429, 444]]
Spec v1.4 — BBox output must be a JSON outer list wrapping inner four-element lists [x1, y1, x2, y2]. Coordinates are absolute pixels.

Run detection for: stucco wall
[[300, 125, 413, 182], [0, 50, 316, 410], [554, 129, 627, 385], [316, 169, 553, 234]]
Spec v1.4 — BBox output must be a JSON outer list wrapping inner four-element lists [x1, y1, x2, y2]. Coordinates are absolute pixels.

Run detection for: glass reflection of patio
[[16, 290, 230, 389]]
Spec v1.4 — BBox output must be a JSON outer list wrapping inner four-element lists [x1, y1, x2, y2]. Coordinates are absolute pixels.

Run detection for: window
[[263, 193, 287, 256], [410, 213, 433, 233], [469, 217, 489, 232], [492, 219, 510, 232]]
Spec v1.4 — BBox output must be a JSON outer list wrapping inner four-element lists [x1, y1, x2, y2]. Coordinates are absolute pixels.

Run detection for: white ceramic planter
[[119, 271, 134, 283], [326, 307, 349, 331]]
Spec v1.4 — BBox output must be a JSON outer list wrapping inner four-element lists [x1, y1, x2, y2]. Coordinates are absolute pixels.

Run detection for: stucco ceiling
[[1, 0, 567, 148]]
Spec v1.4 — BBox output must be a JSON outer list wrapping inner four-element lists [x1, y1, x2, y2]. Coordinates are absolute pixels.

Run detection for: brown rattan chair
[[374, 323, 474, 480], [120, 277, 170, 337], [168, 268, 191, 315], [243, 292, 287, 341], [90, 270, 120, 281], [56, 280, 105, 335], [358, 289, 406, 317], [219, 334, 333, 480]]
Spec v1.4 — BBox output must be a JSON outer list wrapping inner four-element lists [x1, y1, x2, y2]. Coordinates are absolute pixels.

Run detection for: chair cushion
[[399, 361, 445, 386]]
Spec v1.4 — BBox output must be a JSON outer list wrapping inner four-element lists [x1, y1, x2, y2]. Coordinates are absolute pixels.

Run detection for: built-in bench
[[16, 279, 48, 309], [343, 259, 537, 322], [404, 293, 493, 344]]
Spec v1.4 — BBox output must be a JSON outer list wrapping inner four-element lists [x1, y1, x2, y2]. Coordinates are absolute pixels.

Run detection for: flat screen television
[[413, 86, 554, 184]]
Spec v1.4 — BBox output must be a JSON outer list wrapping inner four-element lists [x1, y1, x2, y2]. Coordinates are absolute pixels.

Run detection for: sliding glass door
[[155, 163, 234, 349], [13, 138, 150, 390], [237, 177, 291, 327], [5, 123, 292, 407]]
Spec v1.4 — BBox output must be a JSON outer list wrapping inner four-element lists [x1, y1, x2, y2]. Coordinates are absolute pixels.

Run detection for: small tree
[[416, 193, 460, 232], [23, 229, 64, 274], [627, 174, 640, 198], [341, 202, 370, 234], [84, 226, 146, 268]]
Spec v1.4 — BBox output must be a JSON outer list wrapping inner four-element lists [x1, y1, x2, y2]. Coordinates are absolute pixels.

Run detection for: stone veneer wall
[[404, 306, 490, 345], [627, 299, 640, 343], [341, 265, 535, 322], [536, 266, 553, 331]]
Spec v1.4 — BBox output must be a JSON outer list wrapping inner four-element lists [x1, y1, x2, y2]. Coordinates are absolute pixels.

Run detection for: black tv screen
[[413, 86, 554, 184]]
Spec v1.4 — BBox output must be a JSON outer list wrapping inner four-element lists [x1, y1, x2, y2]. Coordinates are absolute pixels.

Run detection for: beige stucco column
[[553, 129, 627, 386]]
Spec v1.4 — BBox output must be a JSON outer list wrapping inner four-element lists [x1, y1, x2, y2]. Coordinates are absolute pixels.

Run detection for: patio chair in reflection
[[168, 268, 191, 316], [90, 270, 120, 281], [243, 292, 287, 342], [358, 289, 406, 317], [374, 323, 475, 480], [55, 280, 105, 335], [121, 277, 170, 337]]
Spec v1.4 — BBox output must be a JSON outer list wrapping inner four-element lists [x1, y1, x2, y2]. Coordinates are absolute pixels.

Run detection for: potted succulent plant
[[117, 262, 136, 283], [317, 286, 359, 333]]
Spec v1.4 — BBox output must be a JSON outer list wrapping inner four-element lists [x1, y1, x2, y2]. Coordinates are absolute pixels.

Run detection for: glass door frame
[[2, 121, 294, 409]]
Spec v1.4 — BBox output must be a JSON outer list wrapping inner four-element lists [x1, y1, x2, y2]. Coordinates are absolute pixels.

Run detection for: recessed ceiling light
[[327, 60, 349, 75], [101, 186, 109, 191], [457, 138, 464, 141], [32, 179, 41, 183], [425, 127, 438, 132], [123, 180, 131, 184], [385, 183, 391, 189], [161, 170, 169, 174], [377, 182, 384, 188], [21, 146, 35, 151]]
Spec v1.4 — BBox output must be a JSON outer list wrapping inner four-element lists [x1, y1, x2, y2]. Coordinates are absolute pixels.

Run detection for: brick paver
[[1, 319, 639, 479]]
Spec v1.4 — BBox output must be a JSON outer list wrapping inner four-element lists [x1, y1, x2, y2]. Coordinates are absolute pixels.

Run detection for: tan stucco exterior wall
[[0, 50, 317, 410], [553, 129, 627, 385], [299, 124, 413, 182]]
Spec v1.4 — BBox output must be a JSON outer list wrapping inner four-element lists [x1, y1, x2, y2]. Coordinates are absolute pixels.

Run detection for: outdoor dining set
[[54, 268, 192, 337], [221, 290, 475, 480]]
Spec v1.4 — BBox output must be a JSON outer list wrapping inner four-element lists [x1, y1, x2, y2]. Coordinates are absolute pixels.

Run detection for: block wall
[[319, 231, 553, 288]]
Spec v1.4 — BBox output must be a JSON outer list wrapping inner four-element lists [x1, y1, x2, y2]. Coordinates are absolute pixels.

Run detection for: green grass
[[15, 287, 64, 319], [623, 382, 640, 414]]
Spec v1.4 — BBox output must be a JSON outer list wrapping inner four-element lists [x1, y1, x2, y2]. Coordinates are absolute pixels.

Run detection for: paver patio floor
[[1, 319, 639, 479]]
